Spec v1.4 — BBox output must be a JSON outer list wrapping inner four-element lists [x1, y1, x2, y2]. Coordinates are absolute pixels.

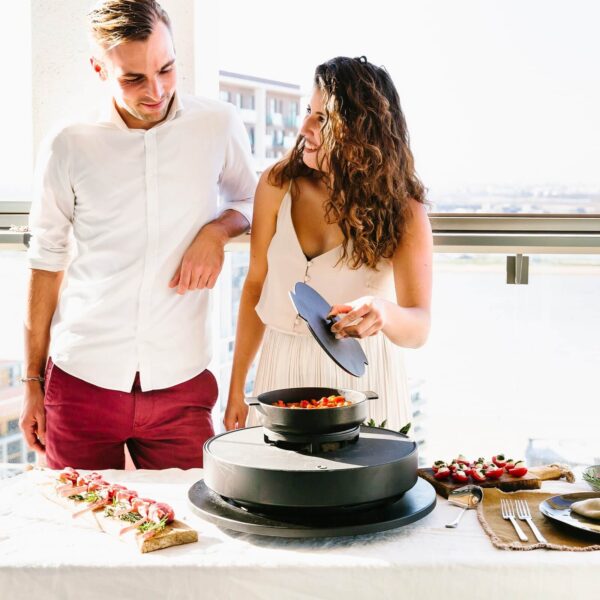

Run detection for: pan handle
[[362, 391, 378, 400], [244, 397, 261, 407]]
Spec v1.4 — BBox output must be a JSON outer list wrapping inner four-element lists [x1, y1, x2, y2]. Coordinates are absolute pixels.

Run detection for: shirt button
[[304, 275, 311, 282], [306, 261, 313, 267]]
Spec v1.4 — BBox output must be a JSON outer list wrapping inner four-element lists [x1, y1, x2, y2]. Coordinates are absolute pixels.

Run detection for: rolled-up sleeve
[[28, 131, 75, 271], [217, 105, 257, 225]]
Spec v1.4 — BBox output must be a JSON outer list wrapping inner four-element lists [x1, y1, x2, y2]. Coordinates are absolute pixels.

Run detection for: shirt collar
[[100, 91, 185, 131]]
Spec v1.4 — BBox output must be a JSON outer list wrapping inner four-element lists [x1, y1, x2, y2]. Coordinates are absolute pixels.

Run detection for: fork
[[500, 499, 528, 542], [515, 499, 548, 543]]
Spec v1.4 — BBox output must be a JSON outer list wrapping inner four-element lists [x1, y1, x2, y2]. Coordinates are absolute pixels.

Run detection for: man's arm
[[20, 269, 64, 454], [22, 129, 74, 454], [169, 209, 249, 294], [170, 104, 257, 294]]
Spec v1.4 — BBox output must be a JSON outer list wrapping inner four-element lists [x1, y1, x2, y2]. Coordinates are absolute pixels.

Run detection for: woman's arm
[[330, 199, 433, 348], [223, 170, 286, 430]]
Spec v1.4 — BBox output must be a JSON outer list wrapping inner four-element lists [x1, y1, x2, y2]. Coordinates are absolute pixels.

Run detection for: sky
[[216, 0, 600, 191], [1, 1, 599, 199]]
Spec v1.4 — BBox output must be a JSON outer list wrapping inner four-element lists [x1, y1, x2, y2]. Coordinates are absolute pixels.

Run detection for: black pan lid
[[289, 282, 368, 377]]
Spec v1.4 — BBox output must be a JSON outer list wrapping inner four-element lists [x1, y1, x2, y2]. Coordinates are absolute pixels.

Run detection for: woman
[[224, 56, 432, 431]]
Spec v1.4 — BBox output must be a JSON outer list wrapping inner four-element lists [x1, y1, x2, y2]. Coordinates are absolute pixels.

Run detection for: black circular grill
[[202, 426, 419, 510]]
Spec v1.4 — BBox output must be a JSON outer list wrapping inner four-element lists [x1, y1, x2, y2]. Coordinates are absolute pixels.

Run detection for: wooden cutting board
[[418, 468, 542, 498]]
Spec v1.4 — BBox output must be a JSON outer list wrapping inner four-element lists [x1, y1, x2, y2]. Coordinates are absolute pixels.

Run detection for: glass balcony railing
[[404, 252, 600, 467], [1, 213, 599, 475]]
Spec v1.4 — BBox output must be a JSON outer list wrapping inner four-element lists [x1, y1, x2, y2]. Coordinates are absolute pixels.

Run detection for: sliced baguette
[[98, 512, 198, 553], [38, 481, 198, 552]]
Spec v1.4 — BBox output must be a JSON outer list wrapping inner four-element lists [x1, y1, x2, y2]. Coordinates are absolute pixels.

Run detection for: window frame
[[3, 201, 600, 254]]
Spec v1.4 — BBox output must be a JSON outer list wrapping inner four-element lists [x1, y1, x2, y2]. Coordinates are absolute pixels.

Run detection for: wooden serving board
[[418, 468, 541, 499]]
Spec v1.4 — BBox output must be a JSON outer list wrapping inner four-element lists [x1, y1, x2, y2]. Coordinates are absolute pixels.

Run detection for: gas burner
[[263, 425, 360, 453]]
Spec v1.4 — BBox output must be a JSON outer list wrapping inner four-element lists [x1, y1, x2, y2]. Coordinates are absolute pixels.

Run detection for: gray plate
[[539, 491, 600, 536]]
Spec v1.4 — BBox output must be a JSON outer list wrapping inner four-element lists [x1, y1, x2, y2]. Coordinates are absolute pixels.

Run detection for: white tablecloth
[[0, 468, 598, 600]]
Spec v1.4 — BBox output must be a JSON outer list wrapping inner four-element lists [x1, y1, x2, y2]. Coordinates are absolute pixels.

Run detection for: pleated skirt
[[248, 327, 411, 431]]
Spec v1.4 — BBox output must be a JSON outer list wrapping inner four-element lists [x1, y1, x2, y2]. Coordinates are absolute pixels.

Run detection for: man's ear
[[90, 57, 106, 81]]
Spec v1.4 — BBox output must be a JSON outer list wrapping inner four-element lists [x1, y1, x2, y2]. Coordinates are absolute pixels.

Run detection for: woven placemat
[[477, 488, 600, 551]]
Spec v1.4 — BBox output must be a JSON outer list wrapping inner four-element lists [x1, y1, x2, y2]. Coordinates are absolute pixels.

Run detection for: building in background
[[219, 71, 303, 170], [0, 361, 33, 472], [211, 70, 303, 425]]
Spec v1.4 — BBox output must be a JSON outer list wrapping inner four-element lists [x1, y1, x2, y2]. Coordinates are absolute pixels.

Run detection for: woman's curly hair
[[270, 56, 426, 269]]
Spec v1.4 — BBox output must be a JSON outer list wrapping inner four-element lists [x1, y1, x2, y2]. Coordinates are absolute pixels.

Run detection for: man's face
[[97, 21, 177, 128]]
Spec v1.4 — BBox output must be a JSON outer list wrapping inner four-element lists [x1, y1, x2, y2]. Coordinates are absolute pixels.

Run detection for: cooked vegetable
[[274, 395, 351, 409]]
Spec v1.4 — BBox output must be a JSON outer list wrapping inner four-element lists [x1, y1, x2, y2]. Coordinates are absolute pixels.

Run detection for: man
[[19, 0, 256, 469]]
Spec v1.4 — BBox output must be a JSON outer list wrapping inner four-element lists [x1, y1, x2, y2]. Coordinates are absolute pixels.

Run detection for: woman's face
[[299, 87, 328, 171]]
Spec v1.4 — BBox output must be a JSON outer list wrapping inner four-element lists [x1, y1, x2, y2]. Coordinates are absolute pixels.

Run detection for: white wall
[[31, 0, 218, 151]]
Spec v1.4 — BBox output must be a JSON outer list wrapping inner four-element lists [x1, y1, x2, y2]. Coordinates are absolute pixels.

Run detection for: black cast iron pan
[[245, 386, 378, 434]]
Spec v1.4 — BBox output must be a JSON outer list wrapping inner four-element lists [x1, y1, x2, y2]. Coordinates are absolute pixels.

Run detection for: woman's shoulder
[[405, 198, 430, 230], [394, 198, 432, 254], [257, 164, 291, 200]]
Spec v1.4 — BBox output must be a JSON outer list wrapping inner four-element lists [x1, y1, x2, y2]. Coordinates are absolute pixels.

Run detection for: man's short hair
[[89, 0, 172, 50]]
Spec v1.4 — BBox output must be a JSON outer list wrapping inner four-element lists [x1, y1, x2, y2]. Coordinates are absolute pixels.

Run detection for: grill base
[[188, 477, 436, 538]]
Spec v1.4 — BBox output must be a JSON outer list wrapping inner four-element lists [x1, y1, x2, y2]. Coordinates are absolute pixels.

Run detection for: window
[[245, 125, 255, 152], [273, 129, 284, 147], [406, 253, 600, 467], [0, 252, 29, 465], [7, 440, 23, 463], [0, 3, 32, 203], [218, 1, 600, 215], [241, 93, 255, 110]]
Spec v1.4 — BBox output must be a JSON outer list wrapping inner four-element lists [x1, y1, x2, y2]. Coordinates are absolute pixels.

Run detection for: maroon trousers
[[44, 360, 218, 470]]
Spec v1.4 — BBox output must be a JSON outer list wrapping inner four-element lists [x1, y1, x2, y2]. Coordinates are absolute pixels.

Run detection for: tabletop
[[1, 468, 598, 600]]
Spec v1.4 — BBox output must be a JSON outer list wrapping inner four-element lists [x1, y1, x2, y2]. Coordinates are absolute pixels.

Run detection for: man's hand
[[169, 223, 228, 294], [19, 383, 47, 454]]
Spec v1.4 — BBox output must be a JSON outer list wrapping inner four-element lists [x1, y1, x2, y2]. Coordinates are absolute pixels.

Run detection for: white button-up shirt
[[28, 94, 257, 392]]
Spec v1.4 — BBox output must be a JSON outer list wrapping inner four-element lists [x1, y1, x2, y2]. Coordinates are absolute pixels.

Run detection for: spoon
[[445, 484, 484, 528]]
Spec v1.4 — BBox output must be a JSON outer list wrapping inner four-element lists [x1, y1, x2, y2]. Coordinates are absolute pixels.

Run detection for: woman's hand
[[224, 392, 249, 431], [328, 296, 387, 339]]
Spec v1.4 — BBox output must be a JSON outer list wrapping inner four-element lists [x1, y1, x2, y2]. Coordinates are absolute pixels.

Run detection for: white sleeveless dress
[[249, 185, 411, 430]]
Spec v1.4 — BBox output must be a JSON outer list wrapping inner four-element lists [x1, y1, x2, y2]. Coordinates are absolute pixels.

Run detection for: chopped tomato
[[434, 466, 451, 480], [272, 395, 351, 409], [471, 468, 486, 482], [492, 454, 507, 468], [452, 470, 469, 483], [484, 466, 504, 479], [508, 466, 528, 477]]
